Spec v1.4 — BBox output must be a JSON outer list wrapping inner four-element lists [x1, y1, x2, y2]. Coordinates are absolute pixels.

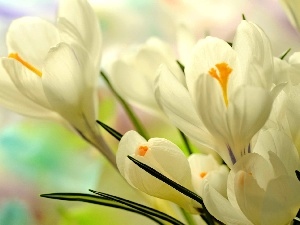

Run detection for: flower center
[[199, 172, 207, 178], [8, 53, 42, 77], [136, 145, 148, 156], [208, 62, 232, 106]]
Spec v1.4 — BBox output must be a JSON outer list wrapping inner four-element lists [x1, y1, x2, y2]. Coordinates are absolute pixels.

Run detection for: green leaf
[[176, 60, 185, 72], [96, 120, 123, 141], [178, 130, 193, 155], [296, 170, 300, 181], [89, 189, 185, 225], [41, 193, 164, 225], [280, 48, 291, 60]]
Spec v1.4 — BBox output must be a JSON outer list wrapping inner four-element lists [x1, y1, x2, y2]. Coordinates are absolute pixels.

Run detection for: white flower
[[109, 37, 184, 115], [155, 20, 274, 167], [188, 153, 229, 197], [266, 54, 300, 155], [116, 130, 200, 213], [203, 129, 300, 225], [0, 0, 116, 166]]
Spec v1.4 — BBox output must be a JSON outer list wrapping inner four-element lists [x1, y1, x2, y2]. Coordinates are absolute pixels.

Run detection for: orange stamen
[[208, 62, 232, 106], [199, 172, 207, 178], [137, 145, 148, 156], [8, 53, 42, 77]]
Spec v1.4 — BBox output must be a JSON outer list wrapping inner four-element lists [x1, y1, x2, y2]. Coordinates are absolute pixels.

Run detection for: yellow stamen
[[199, 172, 207, 178], [208, 62, 232, 106], [8, 53, 42, 77], [137, 145, 148, 156]]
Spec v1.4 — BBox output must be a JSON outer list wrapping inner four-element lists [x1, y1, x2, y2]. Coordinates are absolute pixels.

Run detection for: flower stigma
[[8, 53, 42, 77], [208, 62, 232, 106], [136, 145, 149, 156], [199, 172, 207, 178]]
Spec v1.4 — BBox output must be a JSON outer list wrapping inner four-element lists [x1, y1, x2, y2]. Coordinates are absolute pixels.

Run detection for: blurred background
[[0, 0, 299, 224]]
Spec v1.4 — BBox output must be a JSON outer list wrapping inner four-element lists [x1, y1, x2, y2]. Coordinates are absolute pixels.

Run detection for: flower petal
[[203, 182, 252, 225], [116, 130, 147, 184], [0, 65, 59, 119], [1, 58, 51, 109], [226, 86, 273, 160], [155, 64, 214, 146], [110, 38, 183, 115], [58, 0, 102, 66], [42, 42, 97, 129], [6, 16, 59, 69], [261, 175, 300, 225], [233, 20, 273, 89], [234, 170, 265, 225], [253, 129, 299, 176]]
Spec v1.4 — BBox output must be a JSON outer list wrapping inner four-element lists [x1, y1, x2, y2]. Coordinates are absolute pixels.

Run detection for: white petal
[[203, 182, 252, 225], [0, 65, 59, 119], [110, 38, 183, 116], [6, 16, 59, 69], [253, 129, 299, 175], [1, 58, 51, 109], [226, 86, 273, 160], [289, 52, 300, 64], [234, 171, 265, 225], [233, 20, 273, 89], [261, 176, 300, 225], [42, 42, 97, 129], [110, 58, 161, 114], [58, 0, 102, 66], [116, 130, 147, 183], [155, 65, 214, 146], [227, 154, 274, 210], [284, 85, 300, 152], [188, 153, 228, 197], [273, 57, 289, 86]]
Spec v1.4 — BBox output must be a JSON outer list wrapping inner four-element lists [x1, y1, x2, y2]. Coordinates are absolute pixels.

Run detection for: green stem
[[178, 130, 193, 155], [101, 71, 149, 140], [180, 208, 196, 225]]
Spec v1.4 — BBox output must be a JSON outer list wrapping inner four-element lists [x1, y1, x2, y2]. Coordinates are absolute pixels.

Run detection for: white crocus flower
[[279, 0, 300, 32], [266, 54, 300, 154], [204, 129, 300, 225], [188, 153, 229, 197], [156, 20, 274, 167], [0, 0, 116, 166], [109, 37, 184, 115], [116, 130, 200, 213]]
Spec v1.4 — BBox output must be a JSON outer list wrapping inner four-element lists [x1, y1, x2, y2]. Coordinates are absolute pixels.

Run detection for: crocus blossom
[[203, 129, 300, 225], [109, 37, 184, 115], [0, 0, 116, 166], [156, 20, 274, 167], [188, 153, 229, 197], [116, 130, 200, 213], [266, 54, 300, 155]]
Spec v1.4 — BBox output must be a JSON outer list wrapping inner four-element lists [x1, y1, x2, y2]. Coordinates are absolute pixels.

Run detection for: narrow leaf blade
[[96, 120, 123, 141]]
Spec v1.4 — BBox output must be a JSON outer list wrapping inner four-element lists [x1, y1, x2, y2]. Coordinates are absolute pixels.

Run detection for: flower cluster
[[0, 0, 299, 225]]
